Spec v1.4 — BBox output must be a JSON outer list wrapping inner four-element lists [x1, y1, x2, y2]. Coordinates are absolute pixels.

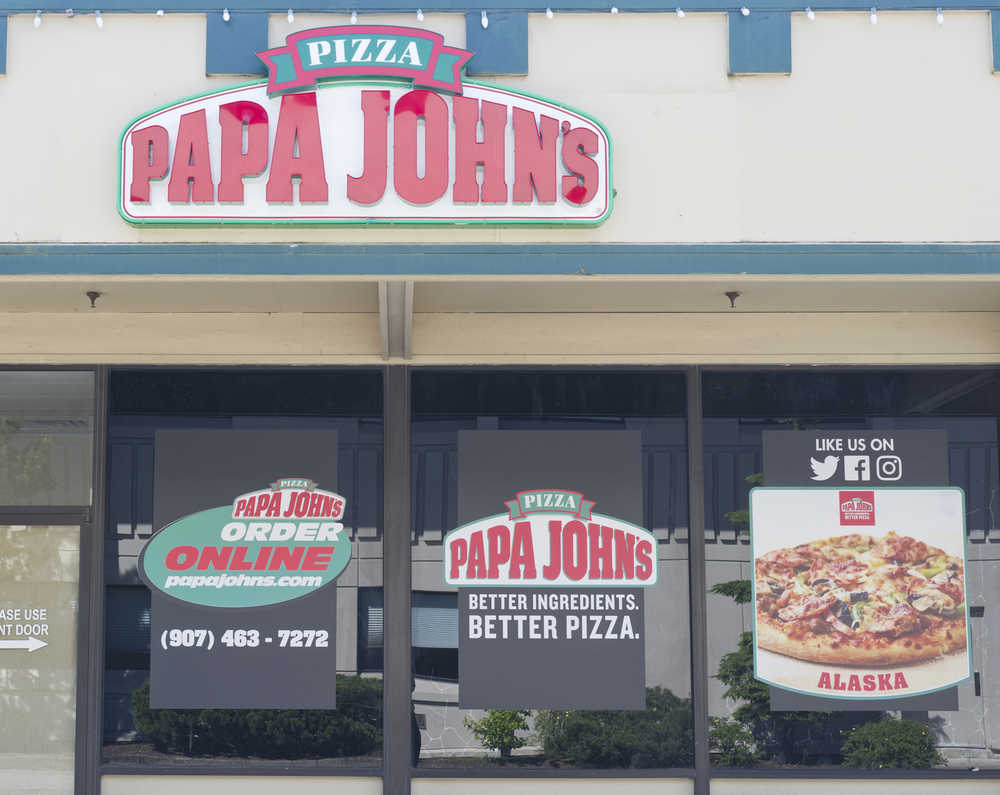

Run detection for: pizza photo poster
[[749, 487, 971, 701]]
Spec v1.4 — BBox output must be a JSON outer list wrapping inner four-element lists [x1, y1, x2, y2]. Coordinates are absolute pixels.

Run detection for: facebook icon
[[844, 455, 871, 481]]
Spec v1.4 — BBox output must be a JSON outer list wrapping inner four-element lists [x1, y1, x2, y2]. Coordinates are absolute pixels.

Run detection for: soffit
[[2, 274, 1000, 314]]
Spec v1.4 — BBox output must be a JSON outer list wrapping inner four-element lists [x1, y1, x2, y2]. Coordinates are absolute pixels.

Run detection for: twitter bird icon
[[810, 455, 839, 481]]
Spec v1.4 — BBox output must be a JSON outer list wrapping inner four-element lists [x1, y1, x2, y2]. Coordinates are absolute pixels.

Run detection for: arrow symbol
[[0, 637, 48, 652]]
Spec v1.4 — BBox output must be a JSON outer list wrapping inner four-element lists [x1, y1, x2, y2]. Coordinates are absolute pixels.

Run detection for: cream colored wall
[[712, 781, 1000, 795], [3, 306, 1000, 364], [101, 775, 380, 795], [0, 311, 381, 363], [1, 11, 999, 243], [412, 779, 693, 795], [97, 777, 1000, 795], [412, 310, 1000, 364]]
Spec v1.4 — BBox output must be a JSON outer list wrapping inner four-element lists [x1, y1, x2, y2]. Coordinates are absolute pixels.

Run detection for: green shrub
[[131, 675, 382, 758], [710, 717, 760, 767], [714, 631, 881, 764], [535, 686, 694, 768], [463, 709, 531, 759], [841, 717, 946, 769]]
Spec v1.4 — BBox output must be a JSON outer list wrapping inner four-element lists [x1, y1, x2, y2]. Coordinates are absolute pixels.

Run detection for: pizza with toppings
[[755, 531, 967, 666]]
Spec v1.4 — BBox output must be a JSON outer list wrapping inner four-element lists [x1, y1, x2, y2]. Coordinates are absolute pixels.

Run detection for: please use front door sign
[[119, 26, 613, 226]]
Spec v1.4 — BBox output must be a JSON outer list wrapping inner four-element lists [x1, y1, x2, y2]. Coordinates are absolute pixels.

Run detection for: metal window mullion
[[383, 365, 411, 795], [686, 366, 710, 795], [76, 365, 107, 795]]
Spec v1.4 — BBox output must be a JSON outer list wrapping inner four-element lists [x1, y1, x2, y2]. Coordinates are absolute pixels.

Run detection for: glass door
[[0, 523, 81, 795]]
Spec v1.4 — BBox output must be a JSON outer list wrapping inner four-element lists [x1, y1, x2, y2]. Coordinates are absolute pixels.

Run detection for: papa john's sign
[[119, 26, 613, 226]]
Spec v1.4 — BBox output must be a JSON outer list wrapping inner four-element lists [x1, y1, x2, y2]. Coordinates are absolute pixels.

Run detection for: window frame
[[0, 363, 995, 794]]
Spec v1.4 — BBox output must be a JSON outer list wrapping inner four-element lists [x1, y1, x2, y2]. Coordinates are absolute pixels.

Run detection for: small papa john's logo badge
[[840, 491, 875, 526]]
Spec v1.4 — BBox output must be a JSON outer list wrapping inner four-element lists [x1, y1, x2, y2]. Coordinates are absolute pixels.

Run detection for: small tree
[[464, 709, 531, 760]]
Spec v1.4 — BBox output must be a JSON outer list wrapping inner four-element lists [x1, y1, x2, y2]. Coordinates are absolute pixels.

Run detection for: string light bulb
[[936, 7, 943, 23], [350, 9, 357, 23], [156, 8, 164, 14], [869, 6, 877, 24], [610, 5, 618, 13], [676, 7, 685, 17], [481, 9, 488, 27], [416, 7, 423, 20], [805, 6, 814, 20], [95, 9, 102, 27], [740, 6, 750, 15], [33, 9, 41, 27], [287, 7, 294, 22], [222, 7, 230, 21], [545, 6, 553, 18]]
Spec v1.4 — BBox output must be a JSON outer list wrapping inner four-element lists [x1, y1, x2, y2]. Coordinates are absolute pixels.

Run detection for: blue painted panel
[[465, 11, 528, 75], [0, 16, 6, 76], [992, 10, 1000, 72], [0, 3, 993, 13], [6, 244, 1000, 275], [206, 10, 268, 76], [729, 11, 791, 75]]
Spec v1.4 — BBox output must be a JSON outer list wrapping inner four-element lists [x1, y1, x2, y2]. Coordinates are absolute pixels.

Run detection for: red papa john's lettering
[[130, 90, 599, 207], [449, 519, 654, 583], [232, 490, 345, 520], [165, 544, 336, 573]]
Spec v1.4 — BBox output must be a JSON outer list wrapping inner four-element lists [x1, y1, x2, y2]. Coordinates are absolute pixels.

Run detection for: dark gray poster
[[142, 430, 344, 709], [459, 587, 645, 709], [763, 430, 948, 487], [453, 431, 650, 710], [761, 429, 960, 711]]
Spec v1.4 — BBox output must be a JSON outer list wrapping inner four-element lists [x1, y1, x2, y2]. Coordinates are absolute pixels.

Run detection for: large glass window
[[0, 369, 93, 795], [101, 369, 383, 767], [704, 369, 999, 770], [0, 372, 94, 506], [411, 370, 693, 769]]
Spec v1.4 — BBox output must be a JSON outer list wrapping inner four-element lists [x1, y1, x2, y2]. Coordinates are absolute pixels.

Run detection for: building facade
[[0, 4, 999, 795]]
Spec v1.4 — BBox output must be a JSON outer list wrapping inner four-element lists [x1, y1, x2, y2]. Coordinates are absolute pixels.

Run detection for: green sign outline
[[118, 76, 614, 228]]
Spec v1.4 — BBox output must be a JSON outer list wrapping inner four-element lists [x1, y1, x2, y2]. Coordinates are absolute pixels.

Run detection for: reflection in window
[[0, 525, 80, 795], [411, 370, 693, 769], [0, 371, 93, 506], [358, 588, 384, 673], [704, 369, 998, 769], [102, 370, 383, 766], [413, 592, 458, 681]]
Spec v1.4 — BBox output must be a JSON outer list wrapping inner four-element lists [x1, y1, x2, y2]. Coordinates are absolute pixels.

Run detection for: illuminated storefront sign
[[119, 26, 613, 226]]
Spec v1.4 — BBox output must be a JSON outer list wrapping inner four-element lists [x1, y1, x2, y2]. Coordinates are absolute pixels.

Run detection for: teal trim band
[[0, 16, 6, 75], [465, 11, 528, 76], [992, 10, 1000, 72], [6, 244, 1000, 275], [206, 11, 268, 76], [729, 11, 791, 75]]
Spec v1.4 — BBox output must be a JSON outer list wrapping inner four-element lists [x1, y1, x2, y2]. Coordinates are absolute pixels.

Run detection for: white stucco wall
[[1, 11, 998, 243]]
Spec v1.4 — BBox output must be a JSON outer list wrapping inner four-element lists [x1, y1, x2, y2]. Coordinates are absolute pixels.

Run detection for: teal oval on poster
[[139, 487, 351, 608]]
